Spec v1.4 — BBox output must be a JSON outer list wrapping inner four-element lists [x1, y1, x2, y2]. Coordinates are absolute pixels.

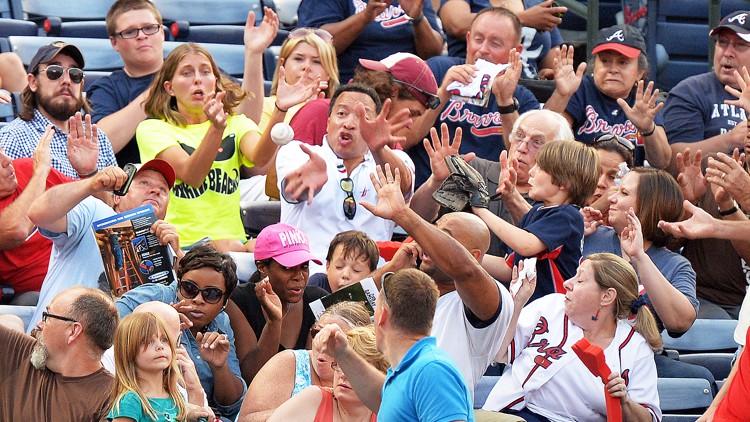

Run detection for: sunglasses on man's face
[[340, 177, 356, 220], [179, 279, 225, 304], [39, 65, 85, 84]]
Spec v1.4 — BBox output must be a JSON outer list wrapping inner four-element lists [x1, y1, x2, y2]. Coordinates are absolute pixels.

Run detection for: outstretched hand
[[675, 147, 707, 204], [67, 112, 99, 176], [283, 144, 328, 205], [658, 200, 718, 240], [725, 66, 750, 113], [617, 80, 663, 134], [424, 124, 473, 183], [275, 66, 322, 112], [552, 44, 586, 97], [255, 277, 283, 322], [243, 7, 279, 55], [618, 208, 644, 260], [492, 48, 523, 103], [360, 164, 407, 221], [358, 98, 412, 150], [494, 150, 518, 200], [32, 126, 53, 178], [204, 91, 228, 130], [581, 206, 604, 236]]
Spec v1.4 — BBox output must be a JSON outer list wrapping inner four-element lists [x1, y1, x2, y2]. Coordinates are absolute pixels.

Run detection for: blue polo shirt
[[380, 336, 475, 421]]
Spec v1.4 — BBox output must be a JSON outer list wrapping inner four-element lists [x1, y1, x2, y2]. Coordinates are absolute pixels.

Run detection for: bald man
[[362, 168, 514, 401], [101, 301, 207, 407]]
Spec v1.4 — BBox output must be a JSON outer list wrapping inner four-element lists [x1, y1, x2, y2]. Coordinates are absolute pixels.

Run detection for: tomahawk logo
[[728, 13, 748, 25], [607, 30, 625, 42]]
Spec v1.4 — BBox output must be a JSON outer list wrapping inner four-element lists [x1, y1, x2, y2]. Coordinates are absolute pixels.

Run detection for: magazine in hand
[[92, 205, 176, 297], [309, 278, 380, 319]]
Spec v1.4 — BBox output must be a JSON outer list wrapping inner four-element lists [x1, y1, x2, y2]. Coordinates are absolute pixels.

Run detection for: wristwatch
[[497, 97, 519, 114], [408, 12, 425, 25]]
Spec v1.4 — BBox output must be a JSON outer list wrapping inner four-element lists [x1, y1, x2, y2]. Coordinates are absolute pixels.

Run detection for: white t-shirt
[[276, 137, 414, 274], [431, 280, 514, 398]]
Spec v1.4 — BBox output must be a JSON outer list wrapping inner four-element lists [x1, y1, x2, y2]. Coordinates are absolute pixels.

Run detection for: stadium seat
[[473, 375, 500, 409], [658, 377, 713, 420], [163, 41, 246, 79], [0, 18, 38, 38], [42, 20, 110, 39], [21, 0, 110, 23], [241, 200, 280, 239], [0, 0, 22, 19], [662, 319, 739, 354], [153, 0, 264, 26], [170, 23, 288, 47], [679, 352, 736, 381], [645, 0, 750, 91], [6, 36, 124, 72]]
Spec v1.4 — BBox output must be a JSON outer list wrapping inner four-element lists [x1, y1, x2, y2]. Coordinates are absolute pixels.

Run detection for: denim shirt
[[115, 281, 247, 418]]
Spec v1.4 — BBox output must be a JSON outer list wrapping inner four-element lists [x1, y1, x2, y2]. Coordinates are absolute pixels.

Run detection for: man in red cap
[[0, 41, 118, 179], [26, 158, 178, 331]]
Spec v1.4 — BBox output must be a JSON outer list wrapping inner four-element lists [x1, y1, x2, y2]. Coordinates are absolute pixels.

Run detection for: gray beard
[[30, 341, 49, 370]]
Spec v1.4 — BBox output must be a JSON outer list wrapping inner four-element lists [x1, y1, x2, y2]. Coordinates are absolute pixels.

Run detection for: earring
[[591, 307, 602, 321]]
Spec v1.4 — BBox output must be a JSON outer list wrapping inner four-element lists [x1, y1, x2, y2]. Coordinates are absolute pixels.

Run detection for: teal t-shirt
[[108, 390, 180, 422]]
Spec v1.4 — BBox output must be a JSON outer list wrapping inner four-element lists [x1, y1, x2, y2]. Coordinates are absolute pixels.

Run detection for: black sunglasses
[[179, 279, 225, 304], [592, 133, 635, 153], [39, 65, 84, 84], [340, 178, 356, 220], [392, 77, 440, 110], [116, 23, 162, 39], [42, 311, 77, 324]]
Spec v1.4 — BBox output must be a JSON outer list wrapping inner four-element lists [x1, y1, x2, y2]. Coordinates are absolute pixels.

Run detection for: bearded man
[[0, 41, 117, 179], [0, 286, 118, 420]]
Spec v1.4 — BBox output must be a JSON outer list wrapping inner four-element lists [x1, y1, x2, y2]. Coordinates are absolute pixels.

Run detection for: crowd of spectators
[[4, 0, 750, 421]]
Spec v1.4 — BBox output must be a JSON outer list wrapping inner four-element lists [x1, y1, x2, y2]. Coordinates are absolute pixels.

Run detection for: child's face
[[136, 332, 173, 374], [326, 245, 371, 292], [528, 165, 565, 206]]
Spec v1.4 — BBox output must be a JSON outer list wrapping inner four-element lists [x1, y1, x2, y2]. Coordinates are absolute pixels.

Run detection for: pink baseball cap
[[254, 223, 322, 267], [359, 53, 440, 110]]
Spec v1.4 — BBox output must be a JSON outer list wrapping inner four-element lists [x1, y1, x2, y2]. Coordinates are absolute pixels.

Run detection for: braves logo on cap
[[728, 13, 748, 25], [607, 30, 625, 42]]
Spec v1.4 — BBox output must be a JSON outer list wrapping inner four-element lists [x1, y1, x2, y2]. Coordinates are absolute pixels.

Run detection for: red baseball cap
[[254, 223, 322, 267], [135, 159, 176, 189], [359, 53, 440, 109]]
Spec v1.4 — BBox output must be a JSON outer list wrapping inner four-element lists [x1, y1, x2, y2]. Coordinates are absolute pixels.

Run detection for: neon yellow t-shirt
[[136, 115, 260, 245]]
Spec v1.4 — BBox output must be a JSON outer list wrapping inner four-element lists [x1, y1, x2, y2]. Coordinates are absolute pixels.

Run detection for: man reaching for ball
[[275, 83, 415, 274]]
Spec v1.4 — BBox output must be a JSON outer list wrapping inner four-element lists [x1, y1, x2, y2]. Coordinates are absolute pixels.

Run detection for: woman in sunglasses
[[225, 223, 328, 386], [269, 326, 388, 422], [136, 42, 320, 255], [115, 245, 246, 419], [238, 301, 371, 421], [545, 25, 671, 169]]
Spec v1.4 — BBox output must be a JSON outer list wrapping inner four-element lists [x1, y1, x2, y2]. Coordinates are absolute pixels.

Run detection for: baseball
[[270, 122, 294, 146]]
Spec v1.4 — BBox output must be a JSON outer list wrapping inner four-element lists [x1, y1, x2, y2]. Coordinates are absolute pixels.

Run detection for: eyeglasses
[[392, 77, 441, 110], [178, 279, 225, 304], [340, 178, 356, 220], [42, 311, 77, 324], [380, 272, 394, 308], [331, 361, 343, 373], [716, 37, 750, 53], [116, 23, 162, 39], [512, 130, 545, 151], [592, 133, 635, 153], [39, 65, 84, 84], [289, 27, 333, 43]]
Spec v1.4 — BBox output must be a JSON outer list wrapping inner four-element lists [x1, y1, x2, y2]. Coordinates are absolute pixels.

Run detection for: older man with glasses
[[0, 286, 119, 420], [0, 41, 117, 179], [664, 10, 750, 174]]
